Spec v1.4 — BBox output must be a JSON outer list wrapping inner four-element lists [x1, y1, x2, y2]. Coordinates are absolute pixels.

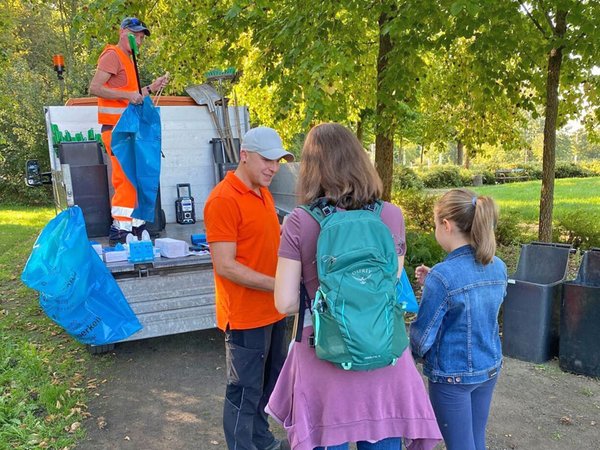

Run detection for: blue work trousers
[[428, 374, 499, 450], [223, 319, 288, 450]]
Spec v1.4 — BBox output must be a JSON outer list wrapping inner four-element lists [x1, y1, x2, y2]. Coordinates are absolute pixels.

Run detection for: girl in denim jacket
[[410, 189, 508, 450]]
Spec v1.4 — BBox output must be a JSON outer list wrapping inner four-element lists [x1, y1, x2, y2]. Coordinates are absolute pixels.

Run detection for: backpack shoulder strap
[[298, 197, 336, 225], [362, 199, 384, 216], [294, 282, 311, 342]]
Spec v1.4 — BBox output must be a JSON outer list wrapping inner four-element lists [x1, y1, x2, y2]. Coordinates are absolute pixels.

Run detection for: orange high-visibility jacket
[[97, 45, 138, 126]]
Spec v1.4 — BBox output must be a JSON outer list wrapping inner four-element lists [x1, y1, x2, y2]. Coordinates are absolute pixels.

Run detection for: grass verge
[[0, 206, 99, 449]]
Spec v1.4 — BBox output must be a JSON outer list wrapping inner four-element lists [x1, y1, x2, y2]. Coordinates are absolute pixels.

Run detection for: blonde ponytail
[[435, 189, 499, 265]]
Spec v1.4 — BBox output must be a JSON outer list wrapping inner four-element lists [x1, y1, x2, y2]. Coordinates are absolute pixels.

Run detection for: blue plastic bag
[[111, 96, 162, 222], [397, 268, 419, 313], [21, 207, 142, 345]]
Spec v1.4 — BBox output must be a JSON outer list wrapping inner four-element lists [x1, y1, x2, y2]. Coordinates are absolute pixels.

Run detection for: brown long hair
[[297, 123, 383, 209], [435, 189, 499, 265]]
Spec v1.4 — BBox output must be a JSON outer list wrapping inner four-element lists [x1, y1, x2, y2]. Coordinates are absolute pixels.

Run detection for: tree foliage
[[0, 0, 598, 234]]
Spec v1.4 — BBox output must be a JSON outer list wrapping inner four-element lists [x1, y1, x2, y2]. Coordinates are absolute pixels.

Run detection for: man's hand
[[128, 91, 144, 104], [150, 73, 169, 93], [210, 241, 275, 291]]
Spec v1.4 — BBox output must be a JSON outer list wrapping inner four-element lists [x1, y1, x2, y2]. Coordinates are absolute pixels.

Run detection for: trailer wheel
[[87, 343, 115, 354]]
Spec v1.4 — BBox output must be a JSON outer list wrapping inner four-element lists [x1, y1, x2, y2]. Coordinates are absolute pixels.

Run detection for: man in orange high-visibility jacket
[[89, 17, 168, 245]]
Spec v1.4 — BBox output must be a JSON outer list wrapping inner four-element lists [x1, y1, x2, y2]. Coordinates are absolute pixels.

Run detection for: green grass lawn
[[0, 206, 95, 449], [471, 177, 600, 223]]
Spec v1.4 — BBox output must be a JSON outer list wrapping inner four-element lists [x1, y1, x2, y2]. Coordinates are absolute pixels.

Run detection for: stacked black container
[[559, 248, 600, 377], [502, 242, 572, 363], [58, 142, 111, 238]]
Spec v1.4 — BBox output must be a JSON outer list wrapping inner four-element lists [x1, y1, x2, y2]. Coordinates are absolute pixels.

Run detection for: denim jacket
[[410, 245, 507, 384]]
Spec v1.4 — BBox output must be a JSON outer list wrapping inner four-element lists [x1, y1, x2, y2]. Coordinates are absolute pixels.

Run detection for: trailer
[[29, 96, 298, 352]]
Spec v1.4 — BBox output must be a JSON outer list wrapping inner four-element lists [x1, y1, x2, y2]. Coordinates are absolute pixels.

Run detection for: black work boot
[[132, 224, 147, 240], [108, 226, 132, 246]]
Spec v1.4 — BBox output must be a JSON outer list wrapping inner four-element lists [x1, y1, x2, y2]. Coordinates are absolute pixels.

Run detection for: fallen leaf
[[560, 416, 573, 425], [67, 422, 81, 433], [97, 416, 107, 430]]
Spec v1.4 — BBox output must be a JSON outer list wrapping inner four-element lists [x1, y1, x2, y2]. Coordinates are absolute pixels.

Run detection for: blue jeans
[[314, 437, 402, 450], [428, 375, 499, 450], [223, 319, 288, 450]]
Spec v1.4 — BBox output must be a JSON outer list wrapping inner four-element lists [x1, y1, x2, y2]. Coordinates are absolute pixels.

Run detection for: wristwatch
[[146, 86, 152, 95]]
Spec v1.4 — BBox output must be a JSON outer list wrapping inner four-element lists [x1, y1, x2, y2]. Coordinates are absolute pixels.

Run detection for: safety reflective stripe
[[112, 206, 134, 217], [98, 106, 126, 115], [112, 219, 132, 232], [112, 209, 146, 227], [112, 218, 145, 230]]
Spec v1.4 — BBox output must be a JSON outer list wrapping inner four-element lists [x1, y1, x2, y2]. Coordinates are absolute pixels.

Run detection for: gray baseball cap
[[241, 127, 294, 162]]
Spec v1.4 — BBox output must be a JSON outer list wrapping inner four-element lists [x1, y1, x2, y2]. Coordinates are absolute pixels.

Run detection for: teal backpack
[[297, 199, 409, 371]]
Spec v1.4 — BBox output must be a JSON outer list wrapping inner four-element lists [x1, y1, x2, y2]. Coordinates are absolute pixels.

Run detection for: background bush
[[554, 212, 600, 249], [404, 230, 447, 278], [495, 213, 524, 246], [581, 161, 600, 176], [418, 165, 464, 189], [393, 165, 424, 191], [554, 162, 592, 179], [517, 163, 543, 180], [392, 189, 438, 233], [459, 168, 475, 186]]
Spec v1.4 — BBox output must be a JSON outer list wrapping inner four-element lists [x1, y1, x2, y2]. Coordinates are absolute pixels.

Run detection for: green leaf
[[225, 4, 243, 20], [450, 2, 464, 16]]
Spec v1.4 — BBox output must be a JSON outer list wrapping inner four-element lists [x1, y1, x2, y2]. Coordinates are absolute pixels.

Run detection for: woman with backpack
[[409, 189, 508, 450], [267, 123, 441, 450]]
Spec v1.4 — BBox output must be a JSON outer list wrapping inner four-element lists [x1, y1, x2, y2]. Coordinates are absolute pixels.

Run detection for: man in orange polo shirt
[[89, 17, 168, 245], [204, 127, 294, 450]]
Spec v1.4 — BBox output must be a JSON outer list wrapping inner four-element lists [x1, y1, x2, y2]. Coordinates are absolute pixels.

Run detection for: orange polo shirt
[[204, 172, 285, 330]]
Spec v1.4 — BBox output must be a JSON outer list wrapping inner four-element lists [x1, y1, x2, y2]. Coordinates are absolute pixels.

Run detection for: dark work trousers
[[223, 318, 288, 450]]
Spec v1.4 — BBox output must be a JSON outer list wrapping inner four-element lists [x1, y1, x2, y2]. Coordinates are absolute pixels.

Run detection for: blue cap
[[121, 17, 150, 36]]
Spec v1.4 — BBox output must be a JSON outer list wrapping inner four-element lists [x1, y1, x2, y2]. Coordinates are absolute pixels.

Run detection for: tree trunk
[[375, 10, 394, 201], [538, 10, 567, 242], [456, 139, 464, 166]]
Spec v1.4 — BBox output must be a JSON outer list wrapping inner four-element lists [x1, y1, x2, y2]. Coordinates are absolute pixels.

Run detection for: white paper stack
[[154, 238, 189, 258]]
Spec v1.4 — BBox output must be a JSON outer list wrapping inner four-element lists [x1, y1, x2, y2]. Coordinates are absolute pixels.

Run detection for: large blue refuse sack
[[111, 95, 162, 222], [21, 207, 142, 345]]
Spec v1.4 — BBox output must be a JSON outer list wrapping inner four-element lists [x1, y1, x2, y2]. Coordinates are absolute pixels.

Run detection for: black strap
[[295, 282, 311, 343]]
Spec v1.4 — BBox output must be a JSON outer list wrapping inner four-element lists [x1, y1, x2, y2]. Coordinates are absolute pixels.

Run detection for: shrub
[[519, 163, 543, 180], [393, 165, 424, 191], [404, 230, 447, 279], [481, 170, 496, 185], [581, 161, 600, 177], [495, 213, 523, 246], [554, 212, 600, 250], [554, 162, 591, 179], [392, 189, 438, 233], [419, 165, 464, 188], [459, 168, 475, 186]]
